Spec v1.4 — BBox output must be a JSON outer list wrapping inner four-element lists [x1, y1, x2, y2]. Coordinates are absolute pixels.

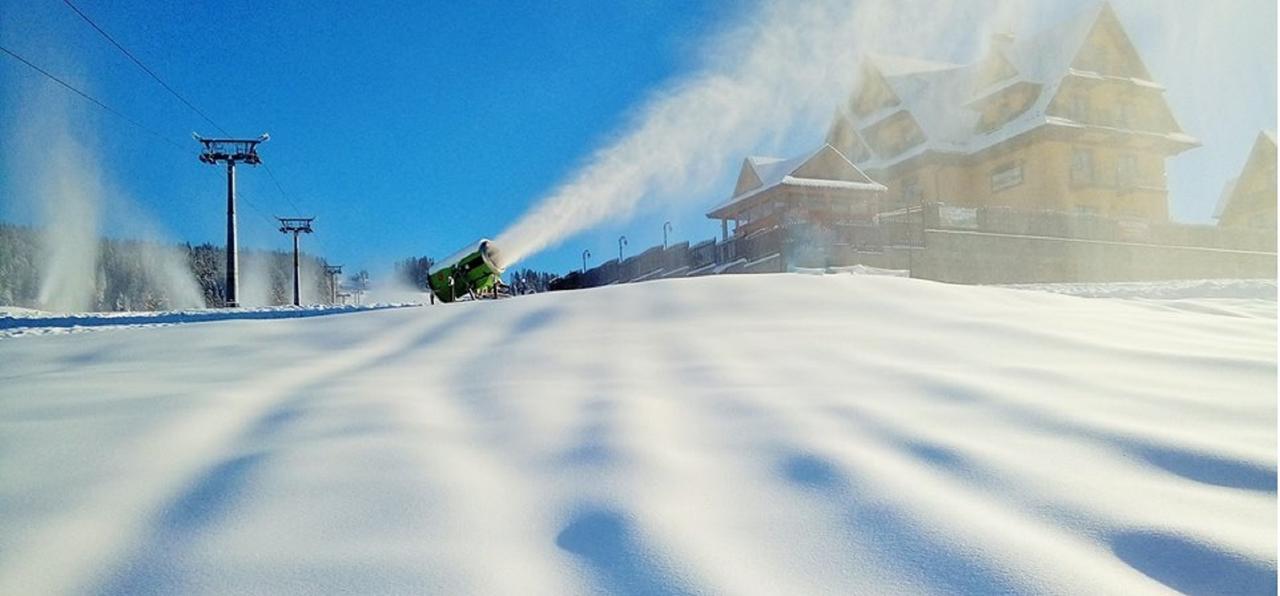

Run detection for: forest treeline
[[0, 222, 332, 311], [1, 223, 563, 311]]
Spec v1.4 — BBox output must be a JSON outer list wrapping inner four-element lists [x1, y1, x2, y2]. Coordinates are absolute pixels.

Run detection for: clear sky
[[0, 0, 1275, 278]]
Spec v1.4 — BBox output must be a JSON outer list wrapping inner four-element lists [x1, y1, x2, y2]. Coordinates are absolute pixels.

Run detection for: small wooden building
[[706, 144, 886, 242]]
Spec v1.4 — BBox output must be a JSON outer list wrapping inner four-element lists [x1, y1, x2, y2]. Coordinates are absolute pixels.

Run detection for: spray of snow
[[364, 275, 431, 305], [7, 77, 204, 312], [107, 199, 206, 310], [33, 132, 103, 312], [239, 252, 277, 307], [494, 0, 1018, 266]]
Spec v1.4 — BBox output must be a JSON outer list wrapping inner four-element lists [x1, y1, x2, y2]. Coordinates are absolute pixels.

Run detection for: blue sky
[[0, 0, 1275, 277]]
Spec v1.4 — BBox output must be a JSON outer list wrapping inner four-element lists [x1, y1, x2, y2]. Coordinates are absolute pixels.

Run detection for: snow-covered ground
[[0, 274, 1274, 594], [1007, 278, 1277, 300], [0, 303, 417, 339]]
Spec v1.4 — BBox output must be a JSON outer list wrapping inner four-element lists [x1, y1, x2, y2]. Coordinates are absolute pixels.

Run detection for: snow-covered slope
[[0, 274, 1274, 595], [0, 303, 416, 338]]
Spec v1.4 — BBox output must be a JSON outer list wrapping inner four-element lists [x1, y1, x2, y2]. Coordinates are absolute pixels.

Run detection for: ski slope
[[0, 274, 1274, 595], [0, 303, 416, 339]]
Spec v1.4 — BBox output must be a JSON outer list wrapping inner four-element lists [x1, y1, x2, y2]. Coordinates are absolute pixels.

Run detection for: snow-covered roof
[[708, 145, 886, 218], [839, 2, 1198, 172], [865, 52, 961, 77]]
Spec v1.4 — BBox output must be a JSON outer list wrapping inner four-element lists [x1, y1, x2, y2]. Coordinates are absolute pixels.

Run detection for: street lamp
[[618, 235, 628, 262], [582, 249, 592, 273], [662, 221, 673, 249]]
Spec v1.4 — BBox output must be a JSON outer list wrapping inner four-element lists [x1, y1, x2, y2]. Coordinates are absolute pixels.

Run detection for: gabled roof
[[708, 145, 885, 218], [837, 1, 1198, 171], [1214, 130, 1277, 219], [1214, 178, 1239, 220]]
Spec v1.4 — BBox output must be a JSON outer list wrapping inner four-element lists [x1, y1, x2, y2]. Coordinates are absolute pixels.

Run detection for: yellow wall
[[865, 112, 924, 157], [845, 10, 1183, 222], [853, 70, 898, 116], [976, 84, 1038, 133], [1048, 80, 1175, 133], [872, 136, 1169, 220]]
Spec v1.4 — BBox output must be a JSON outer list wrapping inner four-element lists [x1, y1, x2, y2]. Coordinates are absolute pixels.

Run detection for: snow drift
[[0, 274, 1273, 594]]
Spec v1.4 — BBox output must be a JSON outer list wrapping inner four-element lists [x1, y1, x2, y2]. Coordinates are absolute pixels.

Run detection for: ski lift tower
[[324, 264, 343, 304], [277, 217, 315, 306], [196, 133, 268, 307]]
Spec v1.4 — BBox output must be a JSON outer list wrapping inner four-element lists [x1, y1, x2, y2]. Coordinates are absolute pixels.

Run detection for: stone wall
[[904, 230, 1276, 284]]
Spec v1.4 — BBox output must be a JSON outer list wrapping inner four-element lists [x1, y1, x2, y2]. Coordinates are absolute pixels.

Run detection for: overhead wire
[[0, 44, 185, 152], [60, 0, 231, 138], [56, 0, 330, 254], [0, 44, 278, 230]]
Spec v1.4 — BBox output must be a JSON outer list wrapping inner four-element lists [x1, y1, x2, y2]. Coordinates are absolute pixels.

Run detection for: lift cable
[[60, 0, 231, 137], [0, 44, 185, 152], [60, 0, 321, 234]]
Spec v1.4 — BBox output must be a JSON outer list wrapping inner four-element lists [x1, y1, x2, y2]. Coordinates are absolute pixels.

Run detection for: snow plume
[[9, 83, 104, 312], [111, 208, 205, 311], [8, 80, 203, 312], [33, 132, 102, 312], [494, 0, 1006, 266], [364, 275, 431, 305], [239, 252, 278, 307]]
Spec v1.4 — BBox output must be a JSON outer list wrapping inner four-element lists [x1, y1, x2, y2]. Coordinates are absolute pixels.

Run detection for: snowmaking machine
[[427, 239, 507, 303]]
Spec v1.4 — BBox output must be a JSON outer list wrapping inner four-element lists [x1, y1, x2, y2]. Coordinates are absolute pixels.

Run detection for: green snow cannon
[[428, 239, 507, 302]]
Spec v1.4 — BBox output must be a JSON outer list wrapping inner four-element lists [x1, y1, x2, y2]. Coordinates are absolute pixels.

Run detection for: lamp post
[[582, 249, 591, 274], [662, 221, 672, 249], [618, 235, 628, 262]]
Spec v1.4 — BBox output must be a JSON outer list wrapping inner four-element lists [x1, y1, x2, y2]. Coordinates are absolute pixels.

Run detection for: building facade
[[825, 3, 1198, 221]]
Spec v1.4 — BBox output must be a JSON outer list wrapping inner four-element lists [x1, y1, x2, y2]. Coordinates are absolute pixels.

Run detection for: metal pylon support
[[324, 264, 343, 304], [277, 217, 314, 306], [196, 133, 268, 307]]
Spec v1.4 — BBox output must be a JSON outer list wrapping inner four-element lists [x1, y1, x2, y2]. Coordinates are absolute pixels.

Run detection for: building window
[[991, 161, 1023, 192], [1071, 148, 1093, 185], [902, 176, 923, 205]]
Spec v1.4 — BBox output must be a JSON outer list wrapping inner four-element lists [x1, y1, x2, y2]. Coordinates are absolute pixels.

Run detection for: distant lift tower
[[324, 264, 343, 304], [196, 133, 268, 307], [277, 217, 314, 306]]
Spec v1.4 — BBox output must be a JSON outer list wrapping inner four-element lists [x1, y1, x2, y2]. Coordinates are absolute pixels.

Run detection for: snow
[[0, 274, 1274, 595], [0, 304, 416, 339], [1007, 278, 1277, 301]]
